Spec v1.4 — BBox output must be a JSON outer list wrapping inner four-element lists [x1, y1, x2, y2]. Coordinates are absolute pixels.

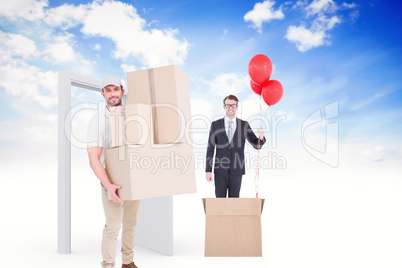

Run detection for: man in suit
[[205, 95, 266, 198]]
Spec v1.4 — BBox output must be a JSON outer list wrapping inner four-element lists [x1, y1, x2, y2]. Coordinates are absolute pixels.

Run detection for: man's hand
[[257, 128, 264, 139], [106, 183, 123, 203], [88, 146, 123, 203], [206, 172, 213, 182]]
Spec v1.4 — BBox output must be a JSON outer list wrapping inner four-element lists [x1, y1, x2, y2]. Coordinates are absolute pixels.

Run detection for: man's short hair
[[223, 95, 239, 104]]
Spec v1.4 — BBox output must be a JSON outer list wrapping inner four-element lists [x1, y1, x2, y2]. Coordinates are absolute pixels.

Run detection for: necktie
[[228, 120, 233, 142]]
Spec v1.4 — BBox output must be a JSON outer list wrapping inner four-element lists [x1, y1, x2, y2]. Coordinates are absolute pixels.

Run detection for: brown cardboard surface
[[126, 65, 191, 144], [204, 198, 264, 215], [105, 142, 196, 200], [109, 104, 152, 148], [203, 198, 265, 257]]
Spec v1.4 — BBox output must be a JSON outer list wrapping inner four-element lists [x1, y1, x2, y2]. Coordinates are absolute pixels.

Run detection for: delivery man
[[87, 75, 140, 268]]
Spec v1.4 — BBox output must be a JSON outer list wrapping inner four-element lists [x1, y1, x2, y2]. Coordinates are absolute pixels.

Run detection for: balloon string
[[254, 97, 270, 199]]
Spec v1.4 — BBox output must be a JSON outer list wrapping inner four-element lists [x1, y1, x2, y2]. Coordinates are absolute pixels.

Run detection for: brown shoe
[[122, 262, 138, 268]]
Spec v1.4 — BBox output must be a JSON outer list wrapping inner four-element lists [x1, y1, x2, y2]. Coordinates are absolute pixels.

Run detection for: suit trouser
[[101, 186, 141, 268], [214, 173, 243, 198]]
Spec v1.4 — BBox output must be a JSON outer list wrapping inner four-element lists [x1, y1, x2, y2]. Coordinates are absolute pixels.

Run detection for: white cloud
[[0, 0, 47, 21], [237, 94, 269, 121], [244, 0, 285, 34], [93, 43, 102, 51], [0, 31, 38, 61], [306, 0, 337, 16], [287, 0, 357, 52], [0, 31, 58, 108], [41, 33, 93, 74], [292, 0, 308, 9], [142, 7, 153, 15], [0, 60, 58, 108], [341, 2, 357, 9], [349, 9, 359, 21], [285, 25, 326, 52], [81, 1, 190, 67], [191, 98, 215, 119], [209, 73, 249, 97], [43, 3, 87, 29], [1, 1, 190, 67], [310, 14, 341, 32], [189, 97, 216, 148], [304, 1, 357, 16], [0, 31, 89, 111], [78, 59, 95, 75], [0, 0, 87, 27], [276, 109, 296, 121], [0, 101, 57, 143], [121, 63, 136, 72], [285, 15, 340, 52], [44, 34, 76, 63]]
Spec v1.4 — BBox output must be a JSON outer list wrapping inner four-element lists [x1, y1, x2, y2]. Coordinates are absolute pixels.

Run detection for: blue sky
[[0, 0, 401, 172]]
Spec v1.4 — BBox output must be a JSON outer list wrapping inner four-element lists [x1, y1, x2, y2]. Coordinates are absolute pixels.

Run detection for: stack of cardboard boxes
[[104, 65, 196, 200]]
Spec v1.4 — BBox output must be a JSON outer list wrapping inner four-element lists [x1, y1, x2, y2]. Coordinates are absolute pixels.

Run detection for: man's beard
[[107, 98, 122, 106]]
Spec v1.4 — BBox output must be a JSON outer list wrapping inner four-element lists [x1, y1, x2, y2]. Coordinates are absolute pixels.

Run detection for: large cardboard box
[[126, 65, 191, 144], [105, 142, 196, 200], [109, 104, 152, 148], [203, 198, 265, 257]]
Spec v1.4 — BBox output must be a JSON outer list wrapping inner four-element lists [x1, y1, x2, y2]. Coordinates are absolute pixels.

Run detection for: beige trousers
[[100, 186, 141, 268]]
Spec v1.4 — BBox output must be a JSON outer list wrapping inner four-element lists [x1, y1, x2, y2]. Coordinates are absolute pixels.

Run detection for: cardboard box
[[126, 65, 191, 144], [105, 142, 196, 200], [109, 104, 152, 148], [203, 198, 265, 257]]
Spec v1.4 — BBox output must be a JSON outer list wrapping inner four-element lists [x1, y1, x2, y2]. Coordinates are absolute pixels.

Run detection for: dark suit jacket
[[205, 117, 266, 176]]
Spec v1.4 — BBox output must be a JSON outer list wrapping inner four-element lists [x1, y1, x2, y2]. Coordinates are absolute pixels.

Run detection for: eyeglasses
[[224, 104, 238, 109]]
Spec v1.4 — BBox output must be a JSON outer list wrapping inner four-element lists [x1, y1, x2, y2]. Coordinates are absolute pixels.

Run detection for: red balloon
[[248, 54, 273, 85], [261, 80, 283, 106], [250, 79, 262, 95]]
